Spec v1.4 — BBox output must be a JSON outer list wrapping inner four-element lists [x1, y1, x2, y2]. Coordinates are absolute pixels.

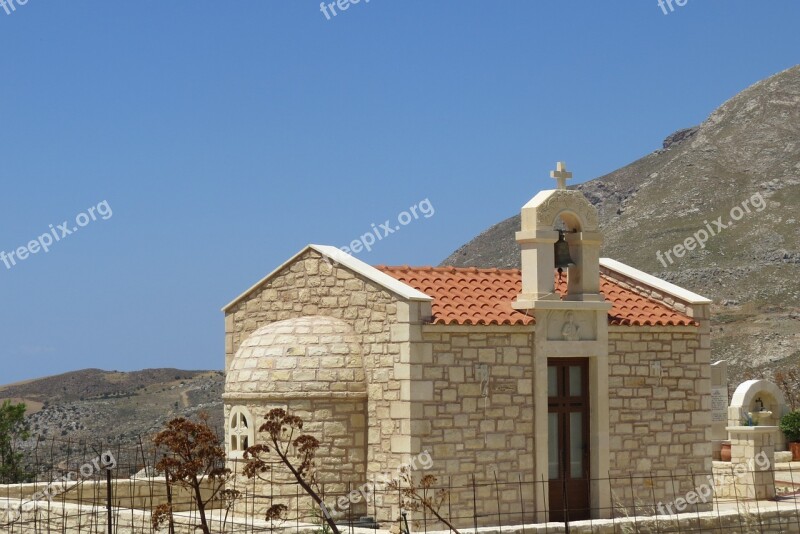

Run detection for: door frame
[[547, 358, 591, 522], [535, 352, 609, 522]]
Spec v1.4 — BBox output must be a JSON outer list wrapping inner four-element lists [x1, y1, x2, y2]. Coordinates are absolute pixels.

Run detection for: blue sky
[[1, 1, 798, 383]]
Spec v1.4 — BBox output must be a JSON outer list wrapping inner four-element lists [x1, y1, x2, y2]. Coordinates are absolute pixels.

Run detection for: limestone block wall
[[0, 477, 221, 512], [607, 325, 712, 512], [225, 250, 399, 468], [0, 500, 293, 533], [5, 500, 800, 533], [224, 249, 429, 523], [717, 427, 777, 500], [0, 502, 154, 534], [713, 460, 776, 500], [413, 326, 536, 528], [225, 398, 367, 519]]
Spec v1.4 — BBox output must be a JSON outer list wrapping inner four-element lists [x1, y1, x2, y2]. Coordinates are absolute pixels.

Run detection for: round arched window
[[228, 406, 255, 458]]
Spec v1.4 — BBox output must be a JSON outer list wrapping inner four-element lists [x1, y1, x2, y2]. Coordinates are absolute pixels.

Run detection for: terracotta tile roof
[[375, 266, 697, 327]]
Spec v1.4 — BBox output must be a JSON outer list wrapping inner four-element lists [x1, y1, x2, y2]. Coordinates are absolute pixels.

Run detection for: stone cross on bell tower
[[550, 161, 572, 190]]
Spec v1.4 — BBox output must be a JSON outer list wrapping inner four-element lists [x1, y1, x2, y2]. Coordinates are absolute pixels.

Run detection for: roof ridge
[[378, 265, 522, 274]]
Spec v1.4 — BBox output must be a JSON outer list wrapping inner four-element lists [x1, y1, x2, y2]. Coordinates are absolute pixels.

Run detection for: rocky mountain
[[442, 65, 800, 381]]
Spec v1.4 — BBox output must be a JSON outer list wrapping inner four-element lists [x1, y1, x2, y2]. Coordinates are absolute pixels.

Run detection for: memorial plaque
[[712, 386, 728, 423]]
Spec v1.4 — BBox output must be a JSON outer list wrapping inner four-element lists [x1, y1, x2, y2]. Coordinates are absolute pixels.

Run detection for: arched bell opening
[[553, 212, 585, 298]]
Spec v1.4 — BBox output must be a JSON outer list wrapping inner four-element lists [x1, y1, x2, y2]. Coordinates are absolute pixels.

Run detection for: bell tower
[[513, 162, 612, 522], [513, 161, 605, 307]]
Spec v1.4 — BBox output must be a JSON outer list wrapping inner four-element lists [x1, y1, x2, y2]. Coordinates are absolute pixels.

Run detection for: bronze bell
[[554, 230, 575, 273]]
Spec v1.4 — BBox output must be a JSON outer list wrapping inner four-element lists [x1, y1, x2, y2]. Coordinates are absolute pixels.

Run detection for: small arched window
[[229, 406, 255, 458]]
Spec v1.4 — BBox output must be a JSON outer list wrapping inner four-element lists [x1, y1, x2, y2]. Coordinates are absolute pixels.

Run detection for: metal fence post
[[106, 463, 113, 534], [472, 474, 478, 533]]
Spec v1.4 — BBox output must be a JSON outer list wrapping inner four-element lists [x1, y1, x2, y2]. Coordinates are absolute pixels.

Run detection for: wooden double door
[[547, 358, 590, 522]]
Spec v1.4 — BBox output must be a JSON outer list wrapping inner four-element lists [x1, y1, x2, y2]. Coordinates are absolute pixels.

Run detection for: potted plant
[[780, 411, 800, 460]]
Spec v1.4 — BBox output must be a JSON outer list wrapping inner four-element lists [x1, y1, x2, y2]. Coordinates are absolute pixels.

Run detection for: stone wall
[[225, 398, 367, 519], [714, 427, 777, 500], [415, 325, 536, 528], [224, 249, 428, 523], [0, 500, 284, 533], [430, 508, 800, 533], [0, 477, 220, 511], [5, 500, 800, 533], [607, 325, 712, 511]]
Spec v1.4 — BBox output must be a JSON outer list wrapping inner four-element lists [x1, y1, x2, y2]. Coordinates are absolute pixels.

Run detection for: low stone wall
[[0, 499, 312, 534], [423, 507, 800, 534], [4, 501, 800, 534], [0, 477, 221, 512], [713, 461, 776, 500], [2, 501, 155, 534]]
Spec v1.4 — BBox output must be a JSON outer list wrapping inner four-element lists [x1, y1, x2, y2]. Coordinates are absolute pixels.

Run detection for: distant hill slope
[[442, 65, 800, 379], [0, 368, 224, 453]]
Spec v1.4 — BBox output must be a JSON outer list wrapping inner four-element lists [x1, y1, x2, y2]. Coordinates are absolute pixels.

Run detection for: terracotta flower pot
[[720, 442, 732, 462], [790, 442, 800, 461]]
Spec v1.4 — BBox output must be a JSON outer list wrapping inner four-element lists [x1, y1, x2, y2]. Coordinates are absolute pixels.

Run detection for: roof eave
[[599, 258, 712, 305]]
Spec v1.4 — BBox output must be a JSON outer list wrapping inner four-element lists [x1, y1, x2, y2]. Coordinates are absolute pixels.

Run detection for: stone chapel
[[222, 163, 713, 527]]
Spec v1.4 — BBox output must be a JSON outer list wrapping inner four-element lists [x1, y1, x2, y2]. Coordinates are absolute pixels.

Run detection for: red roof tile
[[375, 266, 697, 327]]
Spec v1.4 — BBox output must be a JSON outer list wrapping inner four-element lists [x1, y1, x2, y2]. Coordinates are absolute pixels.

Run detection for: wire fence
[[2, 437, 800, 533]]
